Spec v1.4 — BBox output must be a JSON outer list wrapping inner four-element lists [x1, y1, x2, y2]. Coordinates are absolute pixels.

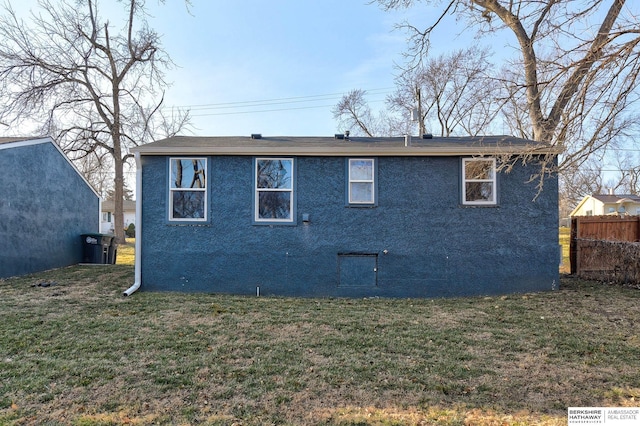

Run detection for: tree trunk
[[112, 123, 126, 244], [113, 156, 126, 244], [478, 0, 626, 144]]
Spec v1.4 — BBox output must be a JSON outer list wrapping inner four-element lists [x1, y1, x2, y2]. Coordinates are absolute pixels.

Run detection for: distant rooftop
[[0, 136, 43, 145], [591, 193, 640, 203], [0, 136, 53, 148]]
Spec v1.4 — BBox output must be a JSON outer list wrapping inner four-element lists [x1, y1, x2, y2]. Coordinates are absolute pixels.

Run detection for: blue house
[[125, 135, 559, 298], [0, 137, 100, 279]]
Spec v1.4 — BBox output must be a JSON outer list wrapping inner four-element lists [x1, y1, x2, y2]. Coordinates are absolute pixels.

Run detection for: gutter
[[123, 151, 142, 297]]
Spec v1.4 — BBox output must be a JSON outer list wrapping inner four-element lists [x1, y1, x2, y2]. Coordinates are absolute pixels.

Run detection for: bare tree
[[76, 151, 115, 199], [609, 151, 640, 195], [0, 0, 190, 242], [559, 160, 604, 214], [332, 89, 405, 137], [334, 48, 500, 138], [377, 0, 640, 189], [332, 89, 378, 136], [387, 46, 502, 136]]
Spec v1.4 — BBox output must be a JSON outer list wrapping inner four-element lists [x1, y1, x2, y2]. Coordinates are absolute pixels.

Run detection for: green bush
[[125, 223, 135, 238]]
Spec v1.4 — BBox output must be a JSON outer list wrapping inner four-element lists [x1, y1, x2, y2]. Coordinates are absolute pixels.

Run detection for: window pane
[[171, 159, 206, 189], [350, 182, 373, 203], [258, 191, 291, 219], [465, 160, 494, 180], [172, 191, 205, 219], [465, 182, 493, 202], [350, 159, 373, 180], [257, 159, 292, 189]]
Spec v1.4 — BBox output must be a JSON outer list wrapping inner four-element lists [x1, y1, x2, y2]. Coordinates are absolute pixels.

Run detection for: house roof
[[101, 199, 136, 212], [131, 135, 559, 157], [569, 193, 640, 217], [0, 136, 51, 147], [590, 194, 640, 203], [0, 137, 27, 145]]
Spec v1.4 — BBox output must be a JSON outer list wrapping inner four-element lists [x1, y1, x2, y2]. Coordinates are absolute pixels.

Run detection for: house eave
[[132, 145, 558, 157]]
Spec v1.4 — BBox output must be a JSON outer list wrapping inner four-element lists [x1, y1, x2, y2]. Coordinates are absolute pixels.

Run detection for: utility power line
[[191, 104, 337, 117], [189, 97, 389, 117], [163, 88, 393, 117]]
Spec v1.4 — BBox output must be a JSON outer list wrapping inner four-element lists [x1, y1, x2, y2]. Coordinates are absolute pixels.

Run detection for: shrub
[[125, 223, 135, 238]]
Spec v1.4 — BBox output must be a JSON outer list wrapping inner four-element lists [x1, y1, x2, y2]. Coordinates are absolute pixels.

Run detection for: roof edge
[[0, 136, 101, 199], [0, 136, 53, 150], [131, 144, 559, 156]]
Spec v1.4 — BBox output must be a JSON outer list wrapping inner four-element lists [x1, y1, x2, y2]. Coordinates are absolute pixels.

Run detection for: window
[[255, 158, 294, 222], [169, 158, 207, 221], [462, 158, 496, 205], [348, 158, 375, 205], [102, 212, 112, 222]]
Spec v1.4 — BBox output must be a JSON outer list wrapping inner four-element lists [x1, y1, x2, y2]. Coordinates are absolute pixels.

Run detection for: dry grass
[[559, 227, 570, 274], [0, 265, 639, 425], [115, 238, 135, 266]]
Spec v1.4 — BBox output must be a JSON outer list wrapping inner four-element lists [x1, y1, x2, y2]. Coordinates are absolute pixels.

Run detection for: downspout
[[123, 151, 142, 296]]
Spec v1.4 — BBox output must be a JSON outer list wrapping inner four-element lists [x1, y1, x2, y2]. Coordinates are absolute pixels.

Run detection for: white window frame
[[169, 157, 207, 222], [462, 157, 497, 206], [255, 157, 294, 223], [348, 158, 376, 205]]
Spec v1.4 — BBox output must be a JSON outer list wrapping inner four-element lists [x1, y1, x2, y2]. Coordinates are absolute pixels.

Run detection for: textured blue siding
[[140, 155, 559, 297], [0, 141, 99, 278]]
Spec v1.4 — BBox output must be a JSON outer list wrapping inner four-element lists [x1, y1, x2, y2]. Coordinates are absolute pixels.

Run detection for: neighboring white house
[[570, 193, 640, 217], [101, 199, 136, 234]]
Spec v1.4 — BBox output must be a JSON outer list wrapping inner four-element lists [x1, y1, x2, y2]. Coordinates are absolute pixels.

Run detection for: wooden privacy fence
[[570, 216, 640, 283]]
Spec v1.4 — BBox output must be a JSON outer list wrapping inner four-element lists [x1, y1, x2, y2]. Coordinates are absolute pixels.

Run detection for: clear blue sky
[[4, 0, 487, 137], [149, 0, 467, 137]]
